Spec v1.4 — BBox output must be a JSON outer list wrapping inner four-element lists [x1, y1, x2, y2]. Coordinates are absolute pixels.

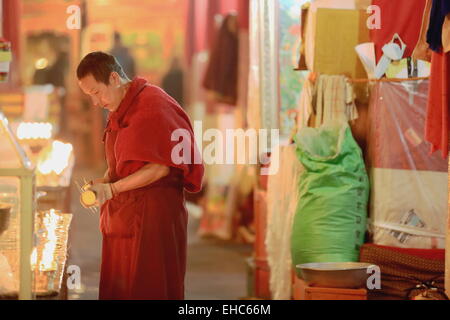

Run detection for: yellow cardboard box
[[314, 8, 370, 79]]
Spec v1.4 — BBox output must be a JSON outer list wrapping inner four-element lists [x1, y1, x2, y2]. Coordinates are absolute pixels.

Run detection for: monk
[[76, 52, 204, 300]]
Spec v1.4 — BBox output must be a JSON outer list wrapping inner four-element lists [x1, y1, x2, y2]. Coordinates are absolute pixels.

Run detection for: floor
[[66, 168, 252, 300]]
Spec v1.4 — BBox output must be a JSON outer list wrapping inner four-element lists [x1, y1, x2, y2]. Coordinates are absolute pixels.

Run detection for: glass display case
[[0, 111, 73, 300], [0, 110, 35, 300]]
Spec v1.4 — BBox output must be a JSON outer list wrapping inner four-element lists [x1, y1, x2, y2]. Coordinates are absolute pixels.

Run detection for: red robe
[[99, 77, 204, 300]]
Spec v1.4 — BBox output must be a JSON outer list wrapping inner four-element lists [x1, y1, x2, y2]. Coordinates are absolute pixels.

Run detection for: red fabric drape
[[425, 51, 449, 158], [238, 0, 250, 30], [185, 0, 208, 66], [205, 0, 221, 51], [1, 0, 21, 90], [219, 0, 239, 15], [370, 0, 426, 62]]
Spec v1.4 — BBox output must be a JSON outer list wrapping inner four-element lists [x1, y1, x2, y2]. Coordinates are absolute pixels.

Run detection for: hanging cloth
[[266, 144, 303, 300], [296, 77, 314, 130], [412, 0, 433, 62], [314, 75, 358, 128], [426, 0, 450, 52], [202, 14, 239, 105], [443, 15, 450, 53], [425, 51, 449, 158]]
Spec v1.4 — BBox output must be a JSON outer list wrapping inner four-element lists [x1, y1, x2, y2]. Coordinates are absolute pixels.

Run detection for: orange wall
[[21, 0, 187, 84]]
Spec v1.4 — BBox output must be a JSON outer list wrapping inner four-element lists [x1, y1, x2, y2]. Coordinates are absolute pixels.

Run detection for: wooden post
[[19, 172, 35, 300], [0, 0, 3, 37]]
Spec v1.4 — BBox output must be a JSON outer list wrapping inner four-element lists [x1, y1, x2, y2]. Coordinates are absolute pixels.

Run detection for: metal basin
[[296, 262, 376, 289]]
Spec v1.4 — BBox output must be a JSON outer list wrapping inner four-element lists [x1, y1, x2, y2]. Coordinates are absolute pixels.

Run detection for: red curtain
[[238, 0, 250, 30], [185, 0, 247, 65], [185, 0, 208, 65], [219, 0, 239, 14]]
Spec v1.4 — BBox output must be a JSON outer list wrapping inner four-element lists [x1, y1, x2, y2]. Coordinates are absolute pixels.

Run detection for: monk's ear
[[109, 72, 120, 87]]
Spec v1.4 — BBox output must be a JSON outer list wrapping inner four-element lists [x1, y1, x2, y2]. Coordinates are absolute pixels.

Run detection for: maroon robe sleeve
[[114, 89, 204, 193]]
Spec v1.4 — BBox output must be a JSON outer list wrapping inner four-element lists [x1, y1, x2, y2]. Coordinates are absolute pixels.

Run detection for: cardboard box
[[355, 0, 372, 9], [313, 8, 370, 79]]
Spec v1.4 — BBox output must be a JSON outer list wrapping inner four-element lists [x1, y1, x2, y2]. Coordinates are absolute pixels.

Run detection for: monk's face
[[78, 72, 124, 112]]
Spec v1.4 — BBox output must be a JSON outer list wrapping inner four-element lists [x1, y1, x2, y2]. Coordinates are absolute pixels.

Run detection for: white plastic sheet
[[367, 80, 448, 249]]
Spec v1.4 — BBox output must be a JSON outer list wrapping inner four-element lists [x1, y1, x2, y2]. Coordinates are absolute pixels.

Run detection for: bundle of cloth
[[360, 244, 446, 300]]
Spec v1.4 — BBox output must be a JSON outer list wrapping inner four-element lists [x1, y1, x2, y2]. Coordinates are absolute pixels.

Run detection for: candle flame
[[30, 209, 61, 272], [17, 122, 52, 140], [37, 141, 73, 175]]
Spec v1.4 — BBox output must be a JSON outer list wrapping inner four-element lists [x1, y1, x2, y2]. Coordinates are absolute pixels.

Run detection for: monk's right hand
[[92, 177, 108, 185], [89, 183, 114, 207], [81, 177, 106, 191]]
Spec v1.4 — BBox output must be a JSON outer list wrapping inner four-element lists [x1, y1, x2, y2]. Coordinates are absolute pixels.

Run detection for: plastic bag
[[291, 122, 369, 266], [367, 80, 448, 249]]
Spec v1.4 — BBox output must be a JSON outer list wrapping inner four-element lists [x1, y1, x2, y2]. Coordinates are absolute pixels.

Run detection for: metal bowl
[[0, 203, 12, 236], [296, 262, 376, 289]]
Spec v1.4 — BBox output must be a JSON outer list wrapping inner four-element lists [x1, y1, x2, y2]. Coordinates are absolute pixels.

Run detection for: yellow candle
[[80, 190, 96, 208]]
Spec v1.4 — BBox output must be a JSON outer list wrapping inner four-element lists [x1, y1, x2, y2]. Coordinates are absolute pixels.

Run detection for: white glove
[[87, 183, 114, 207]]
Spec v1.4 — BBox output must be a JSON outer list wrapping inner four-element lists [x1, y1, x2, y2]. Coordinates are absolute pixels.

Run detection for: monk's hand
[[81, 176, 110, 192], [89, 183, 114, 207]]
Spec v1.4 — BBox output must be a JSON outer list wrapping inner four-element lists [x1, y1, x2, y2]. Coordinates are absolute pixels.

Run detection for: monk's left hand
[[89, 183, 114, 207]]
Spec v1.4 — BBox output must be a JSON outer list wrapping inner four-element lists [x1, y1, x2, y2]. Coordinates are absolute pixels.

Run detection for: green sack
[[291, 122, 369, 267]]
